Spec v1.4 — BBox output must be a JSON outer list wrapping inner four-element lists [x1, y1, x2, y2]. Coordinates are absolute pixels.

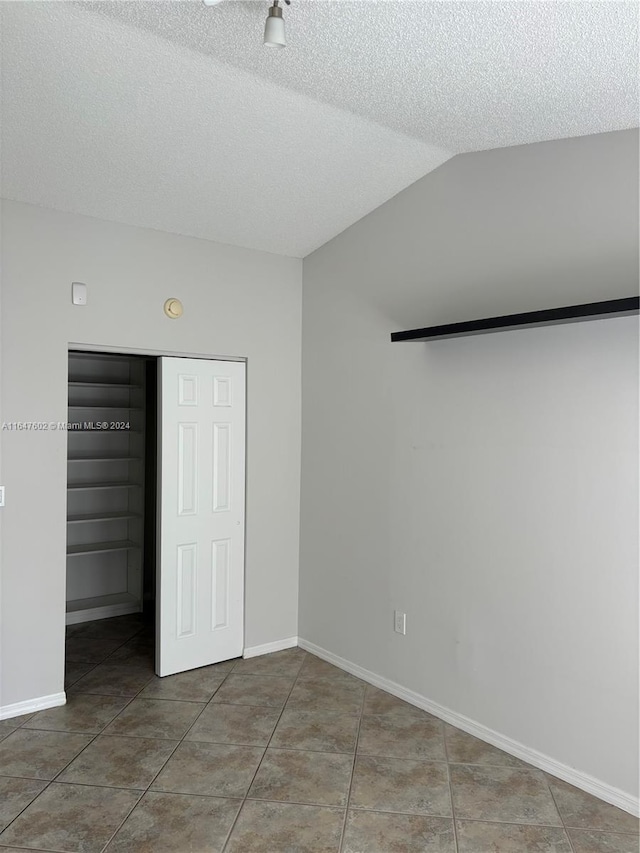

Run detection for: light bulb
[[264, 3, 286, 48]]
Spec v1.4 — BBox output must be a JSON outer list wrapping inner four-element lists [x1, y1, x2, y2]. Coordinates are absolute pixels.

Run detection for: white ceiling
[[1, 1, 637, 257]]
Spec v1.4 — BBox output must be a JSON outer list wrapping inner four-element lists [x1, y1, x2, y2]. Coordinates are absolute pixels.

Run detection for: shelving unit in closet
[[66, 352, 148, 624]]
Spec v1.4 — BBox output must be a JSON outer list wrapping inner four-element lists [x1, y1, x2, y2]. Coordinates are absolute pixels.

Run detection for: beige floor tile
[[450, 765, 562, 826], [287, 677, 365, 714], [70, 664, 154, 697], [357, 713, 446, 761], [0, 714, 34, 739], [65, 661, 95, 689], [152, 741, 264, 798], [271, 709, 359, 754], [248, 748, 353, 807], [0, 777, 48, 831], [298, 656, 363, 683], [103, 698, 204, 740], [104, 791, 240, 853], [445, 724, 526, 767], [211, 674, 295, 708], [232, 648, 307, 678], [343, 810, 456, 853], [456, 819, 573, 852], [0, 729, 92, 780], [24, 694, 129, 734], [225, 800, 344, 853], [105, 634, 155, 666], [58, 735, 177, 789], [350, 755, 452, 816], [0, 782, 140, 852], [568, 828, 640, 852], [547, 777, 640, 834], [362, 686, 432, 719], [65, 637, 124, 664], [185, 703, 280, 746], [140, 667, 226, 703]]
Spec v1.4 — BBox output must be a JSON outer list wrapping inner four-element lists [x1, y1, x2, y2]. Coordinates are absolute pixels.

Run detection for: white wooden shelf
[[68, 405, 142, 410], [67, 540, 139, 556], [68, 455, 142, 462], [67, 511, 142, 524], [66, 592, 141, 624], [69, 382, 142, 389], [67, 481, 141, 491], [66, 428, 142, 434]]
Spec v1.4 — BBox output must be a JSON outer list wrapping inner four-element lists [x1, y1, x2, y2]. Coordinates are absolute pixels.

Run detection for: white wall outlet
[[72, 282, 87, 305], [0, 486, 5, 507], [394, 610, 406, 635]]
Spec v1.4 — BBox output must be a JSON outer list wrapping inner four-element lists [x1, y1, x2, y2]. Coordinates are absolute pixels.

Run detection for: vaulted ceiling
[[1, 1, 637, 257]]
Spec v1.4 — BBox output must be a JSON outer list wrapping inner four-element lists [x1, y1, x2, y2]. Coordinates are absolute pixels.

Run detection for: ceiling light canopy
[[264, 0, 289, 49]]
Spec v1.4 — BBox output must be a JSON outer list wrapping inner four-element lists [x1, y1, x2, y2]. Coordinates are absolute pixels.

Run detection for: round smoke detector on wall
[[164, 298, 183, 319]]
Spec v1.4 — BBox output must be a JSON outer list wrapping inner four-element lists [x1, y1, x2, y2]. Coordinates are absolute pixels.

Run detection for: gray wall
[[0, 201, 302, 708], [300, 130, 639, 797]]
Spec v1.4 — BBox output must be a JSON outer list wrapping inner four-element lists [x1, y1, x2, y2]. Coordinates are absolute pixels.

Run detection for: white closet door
[[157, 357, 245, 677]]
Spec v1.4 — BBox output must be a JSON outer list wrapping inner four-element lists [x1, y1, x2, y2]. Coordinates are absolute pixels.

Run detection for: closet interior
[[66, 351, 156, 625]]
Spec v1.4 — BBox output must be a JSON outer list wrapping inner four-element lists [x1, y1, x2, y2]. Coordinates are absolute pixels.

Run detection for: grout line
[[0, 779, 53, 846], [337, 677, 367, 852], [562, 826, 640, 837], [434, 815, 630, 831], [443, 721, 460, 853], [220, 655, 309, 852], [544, 776, 578, 853], [188, 742, 357, 756], [64, 660, 101, 687], [356, 751, 448, 764], [245, 795, 347, 810], [337, 804, 455, 819], [97, 789, 145, 853], [145, 788, 250, 801]]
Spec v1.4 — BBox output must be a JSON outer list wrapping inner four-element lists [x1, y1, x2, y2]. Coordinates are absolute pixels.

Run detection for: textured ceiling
[[1, 1, 638, 257], [90, 0, 640, 152]]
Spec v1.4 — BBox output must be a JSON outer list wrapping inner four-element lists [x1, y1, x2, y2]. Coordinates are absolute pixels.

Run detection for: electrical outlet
[[394, 610, 406, 635]]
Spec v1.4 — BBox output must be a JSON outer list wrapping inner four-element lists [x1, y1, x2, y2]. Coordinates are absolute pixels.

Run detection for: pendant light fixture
[[264, 0, 289, 48], [202, 0, 291, 48]]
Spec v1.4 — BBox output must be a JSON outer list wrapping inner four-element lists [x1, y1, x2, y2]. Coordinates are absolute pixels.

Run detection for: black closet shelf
[[390, 297, 639, 343]]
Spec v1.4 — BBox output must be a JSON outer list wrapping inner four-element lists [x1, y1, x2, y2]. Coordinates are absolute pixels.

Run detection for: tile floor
[[0, 614, 637, 852]]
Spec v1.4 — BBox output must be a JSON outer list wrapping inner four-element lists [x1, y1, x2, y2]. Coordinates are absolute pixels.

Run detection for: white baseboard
[[0, 691, 66, 721], [243, 636, 299, 659], [298, 637, 639, 818]]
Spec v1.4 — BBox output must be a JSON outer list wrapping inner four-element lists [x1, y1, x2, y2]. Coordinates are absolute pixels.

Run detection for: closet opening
[[64, 348, 247, 681], [65, 351, 158, 668]]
